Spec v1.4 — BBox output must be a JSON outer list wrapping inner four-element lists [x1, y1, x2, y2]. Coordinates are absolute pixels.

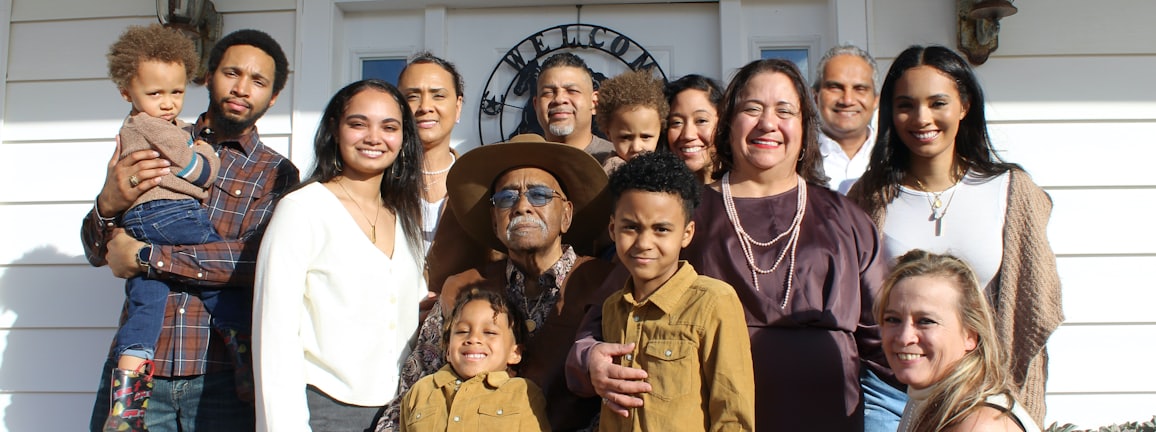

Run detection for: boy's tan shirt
[[599, 262, 756, 432], [401, 365, 551, 432]]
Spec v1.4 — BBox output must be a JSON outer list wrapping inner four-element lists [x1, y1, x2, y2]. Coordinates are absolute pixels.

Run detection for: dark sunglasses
[[491, 186, 565, 209]]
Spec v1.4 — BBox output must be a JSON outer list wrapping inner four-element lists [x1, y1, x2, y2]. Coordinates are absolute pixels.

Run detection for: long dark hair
[[712, 59, 828, 186], [851, 45, 1020, 205], [303, 79, 425, 262]]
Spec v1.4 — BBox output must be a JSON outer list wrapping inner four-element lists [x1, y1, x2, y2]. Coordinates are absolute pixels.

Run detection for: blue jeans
[[863, 368, 907, 432], [116, 199, 245, 358], [89, 356, 255, 432]]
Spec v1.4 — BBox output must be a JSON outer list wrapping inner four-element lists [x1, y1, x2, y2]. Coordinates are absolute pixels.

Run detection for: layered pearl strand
[[721, 172, 807, 309], [421, 152, 456, 193]]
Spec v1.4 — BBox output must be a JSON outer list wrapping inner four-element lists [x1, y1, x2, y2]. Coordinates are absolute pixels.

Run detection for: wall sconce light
[[957, 0, 1018, 65], [157, 0, 222, 84]]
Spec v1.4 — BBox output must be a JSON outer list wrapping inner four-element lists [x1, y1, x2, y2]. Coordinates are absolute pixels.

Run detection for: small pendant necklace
[[911, 175, 961, 237], [522, 286, 547, 333], [337, 179, 381, 243]]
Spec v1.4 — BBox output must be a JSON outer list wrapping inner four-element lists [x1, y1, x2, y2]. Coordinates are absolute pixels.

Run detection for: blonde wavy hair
[[876, 250, 1020, 431]]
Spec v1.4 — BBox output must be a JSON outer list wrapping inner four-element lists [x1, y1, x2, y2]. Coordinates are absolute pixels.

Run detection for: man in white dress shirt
[[813, 44, 879, 195]]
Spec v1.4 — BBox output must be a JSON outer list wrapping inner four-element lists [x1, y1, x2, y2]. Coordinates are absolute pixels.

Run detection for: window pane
[[362, 58, 407, 85], [760, 48, 809, 79]]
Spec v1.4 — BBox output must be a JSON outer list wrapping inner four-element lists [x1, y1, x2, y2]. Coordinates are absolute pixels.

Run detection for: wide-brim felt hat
[[447, 134, 611, 255]]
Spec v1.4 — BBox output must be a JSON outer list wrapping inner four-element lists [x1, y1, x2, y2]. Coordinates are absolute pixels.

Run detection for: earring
[[333, 157, 343, 172]]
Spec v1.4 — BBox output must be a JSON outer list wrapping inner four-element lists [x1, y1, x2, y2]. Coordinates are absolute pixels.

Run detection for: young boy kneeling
[[401, 289, 550, 431], [601, 151, 755, 431]]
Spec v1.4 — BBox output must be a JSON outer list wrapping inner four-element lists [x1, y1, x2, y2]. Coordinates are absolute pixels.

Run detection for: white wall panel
[[0, 329, 115, 392], [11, 0, 294, 21], [999, 0, 1156, 57], [870, 0, 954, 58], [10, 0, 148, 21], [1046, 189, 1156, 256], [0, 203, 94, 265], [990, 121, 1156, 188], [1046, 393, 1156, 430], [1047, 325, 1156, 393], [0, 393, 100, 432], [0, 265, 124, 329], [1056, 256, 1156, 325], [7, 18, 154, 81], [978, 56, 1156, 121], [0, 141, 115, 203]]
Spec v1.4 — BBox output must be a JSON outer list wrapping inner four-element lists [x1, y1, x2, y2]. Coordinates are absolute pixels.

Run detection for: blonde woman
[[878, 250, 1039, 432]]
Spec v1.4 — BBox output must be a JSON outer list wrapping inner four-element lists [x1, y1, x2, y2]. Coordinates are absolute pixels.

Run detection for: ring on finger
[[129, 175, 141, 187]]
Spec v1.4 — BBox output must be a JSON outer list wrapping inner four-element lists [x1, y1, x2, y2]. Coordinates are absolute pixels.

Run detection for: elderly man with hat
[[376, 134, 615, 432]]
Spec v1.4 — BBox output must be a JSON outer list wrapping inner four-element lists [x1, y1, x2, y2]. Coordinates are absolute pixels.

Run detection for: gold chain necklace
[[910, 173, 962, 237], [336, 179, 381, 243]]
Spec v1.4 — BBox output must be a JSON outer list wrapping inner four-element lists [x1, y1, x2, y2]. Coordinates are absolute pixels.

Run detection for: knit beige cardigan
[[852, 169, 1064, 426]]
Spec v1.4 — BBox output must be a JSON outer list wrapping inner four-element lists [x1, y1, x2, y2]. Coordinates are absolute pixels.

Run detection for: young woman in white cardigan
[[253, 79, 426, 431]]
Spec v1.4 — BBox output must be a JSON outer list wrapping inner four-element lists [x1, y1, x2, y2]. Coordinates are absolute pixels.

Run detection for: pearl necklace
[[721, 173, 807, 308], [421, 152, 456, 193], [421, 152, 456, 176]]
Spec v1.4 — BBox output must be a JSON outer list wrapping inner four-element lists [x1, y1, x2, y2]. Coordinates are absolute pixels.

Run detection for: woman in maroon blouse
[[572, 59, 892, 431]]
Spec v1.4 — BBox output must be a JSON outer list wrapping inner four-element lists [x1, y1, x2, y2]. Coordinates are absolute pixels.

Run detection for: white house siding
[[0, 0, 297, 430], [870, 0, 1156, 427], [1, 0, 1153, 431]]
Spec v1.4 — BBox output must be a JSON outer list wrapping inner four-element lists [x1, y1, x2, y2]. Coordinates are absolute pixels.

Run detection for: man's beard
[[209, 99, 269, 138], [547, 122, 574, 138]]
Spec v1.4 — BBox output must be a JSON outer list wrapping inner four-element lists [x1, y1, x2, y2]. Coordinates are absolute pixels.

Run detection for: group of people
[[81, 23, 1061, 432]]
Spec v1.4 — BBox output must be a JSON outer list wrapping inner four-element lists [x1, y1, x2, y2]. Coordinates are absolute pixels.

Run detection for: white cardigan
[[253, 182, 425, 431]]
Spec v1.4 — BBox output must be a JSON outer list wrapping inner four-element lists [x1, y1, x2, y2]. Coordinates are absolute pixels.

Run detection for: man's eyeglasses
[[491, 186, 565, 209]]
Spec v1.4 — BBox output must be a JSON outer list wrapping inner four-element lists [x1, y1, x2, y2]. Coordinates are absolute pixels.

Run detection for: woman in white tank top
[[849, 45, 1062, 426]]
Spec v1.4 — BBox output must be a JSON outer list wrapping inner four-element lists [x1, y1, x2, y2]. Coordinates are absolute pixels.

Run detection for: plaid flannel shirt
[[82, 114, 299, 377]]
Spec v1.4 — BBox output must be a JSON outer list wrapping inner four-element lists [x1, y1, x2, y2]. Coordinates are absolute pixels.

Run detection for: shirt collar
[[619, 261, 697, 314], [431, 365, 511, 389], [194, 113, 261, 155], [818, 125, 874, 158], [505, 245, 577, 290]]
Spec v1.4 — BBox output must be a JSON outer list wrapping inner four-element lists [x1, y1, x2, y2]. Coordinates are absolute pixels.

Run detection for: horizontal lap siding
[[0, 3, 296, 431]]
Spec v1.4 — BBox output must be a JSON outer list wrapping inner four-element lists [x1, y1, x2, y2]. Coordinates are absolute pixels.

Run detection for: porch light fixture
[[157, 0, 222, 84], [957, 0, 1018, 65]]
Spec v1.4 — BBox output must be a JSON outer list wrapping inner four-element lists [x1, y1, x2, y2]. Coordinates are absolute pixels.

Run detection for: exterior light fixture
[[957, 0, 1018, 65], [157, 0, 222, 84]]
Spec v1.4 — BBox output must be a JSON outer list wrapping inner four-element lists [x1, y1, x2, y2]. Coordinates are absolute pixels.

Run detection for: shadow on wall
[[0, 246, 121, 432]]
